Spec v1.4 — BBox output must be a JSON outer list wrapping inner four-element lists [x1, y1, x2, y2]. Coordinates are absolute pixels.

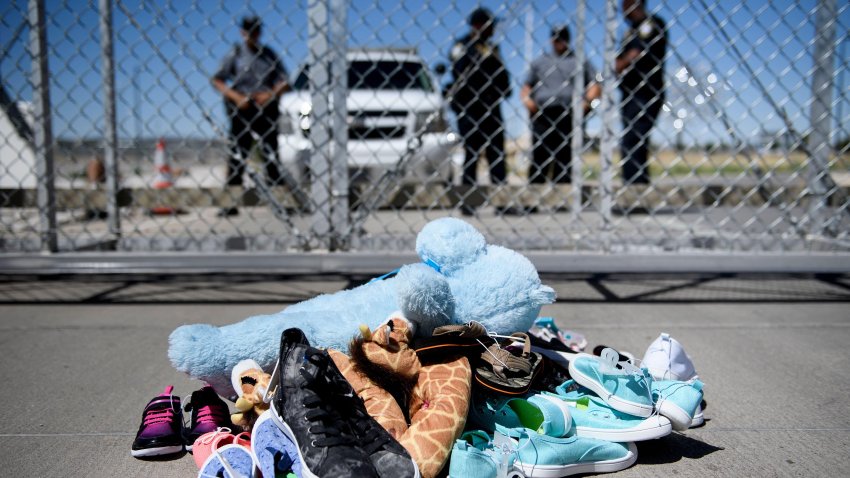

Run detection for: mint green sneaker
[[495, 424, 637, 477], [448, 430, 519, 478], [549, 380, 672, 442], [652, 379, 704, 431], [467, 392, 572, 437], [568, 352, 654, 418]]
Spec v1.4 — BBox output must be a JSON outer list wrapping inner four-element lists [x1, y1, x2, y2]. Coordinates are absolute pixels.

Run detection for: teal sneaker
[[568, 352, 654, 418], [548, 380, 672, 442], [448, 430, 518, 478], [495, 424, 637, 477], [467, 393, 572, 437], [652, 379, 704, 431]]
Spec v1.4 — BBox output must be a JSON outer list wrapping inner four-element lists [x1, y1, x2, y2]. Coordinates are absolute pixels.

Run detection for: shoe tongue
[[161, 385, 174, 397]]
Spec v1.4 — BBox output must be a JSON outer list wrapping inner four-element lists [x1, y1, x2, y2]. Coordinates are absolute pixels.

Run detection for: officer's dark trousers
[[456, 105, 506, 185], [226, 101, 282, 187], [620, 96, 661, 185], [530, 105, 573, 184]]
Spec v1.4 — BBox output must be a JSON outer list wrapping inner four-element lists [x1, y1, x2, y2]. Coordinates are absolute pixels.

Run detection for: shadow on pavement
[[636, 431, 725, 464]]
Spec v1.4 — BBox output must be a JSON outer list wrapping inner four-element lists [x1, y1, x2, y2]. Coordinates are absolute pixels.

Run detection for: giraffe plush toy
[[330, 314, 471, 478], [168, 217, 556, 396]]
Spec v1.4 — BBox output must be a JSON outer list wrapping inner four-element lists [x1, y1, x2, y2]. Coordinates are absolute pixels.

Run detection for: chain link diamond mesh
[[0, 0, 848, 260]]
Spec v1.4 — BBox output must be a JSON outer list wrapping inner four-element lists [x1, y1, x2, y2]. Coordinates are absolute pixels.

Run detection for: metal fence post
[[807, 0, 837, 236], [571, 0, 586, 216], [599, 0, 619, 252], [308, 0, 332, 249], [328, 0, 349, 250], [28, 0, 57, 253], [98, 0, 121, 240]]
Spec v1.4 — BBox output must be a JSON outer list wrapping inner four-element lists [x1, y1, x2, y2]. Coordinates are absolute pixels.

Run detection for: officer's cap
[[241, 16, 262, 34], [469, 7, 497, 26], [551, 25, 570, 43]]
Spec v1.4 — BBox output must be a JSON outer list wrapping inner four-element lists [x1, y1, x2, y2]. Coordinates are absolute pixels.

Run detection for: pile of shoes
[[132, 319, 703, 478], [448, 320, 705, 478]]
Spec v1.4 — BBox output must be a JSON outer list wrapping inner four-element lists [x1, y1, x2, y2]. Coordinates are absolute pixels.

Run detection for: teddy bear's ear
[[230, 359, 262, 397], [416, 218, 486, 274], [529, 285, 556, 305], [396, 263, 454, 337]]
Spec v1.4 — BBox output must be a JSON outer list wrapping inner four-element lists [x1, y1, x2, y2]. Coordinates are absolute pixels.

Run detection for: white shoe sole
[[690, 405, 705, 428], [130, 445, 184, 457], [575, 415, 672, 442], [514, 442, 638, 477], [568, 359, 653, 418], [656, 398, 693, 431]]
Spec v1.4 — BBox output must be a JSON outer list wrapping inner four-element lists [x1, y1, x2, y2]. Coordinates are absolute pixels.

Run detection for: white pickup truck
[[278, 47, 460, 185]]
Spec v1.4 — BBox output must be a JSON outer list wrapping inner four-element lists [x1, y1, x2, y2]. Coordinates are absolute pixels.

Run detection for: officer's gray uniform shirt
[[213, 45, 287, 95], [526, 53, 596, 109]]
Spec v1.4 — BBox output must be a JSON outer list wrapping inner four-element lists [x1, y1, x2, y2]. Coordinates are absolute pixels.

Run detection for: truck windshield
[[292, 61, 433, 91]]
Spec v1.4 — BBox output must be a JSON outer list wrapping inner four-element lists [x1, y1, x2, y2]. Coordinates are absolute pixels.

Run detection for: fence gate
[[1, 0, 848, 272]]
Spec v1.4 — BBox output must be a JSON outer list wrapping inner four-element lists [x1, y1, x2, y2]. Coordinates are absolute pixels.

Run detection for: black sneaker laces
[[299, 349, 358, 448], [317, 356, 393, 455]]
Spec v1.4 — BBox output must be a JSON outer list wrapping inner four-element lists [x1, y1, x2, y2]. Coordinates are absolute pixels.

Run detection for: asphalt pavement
[[0, 273, 848, 477]]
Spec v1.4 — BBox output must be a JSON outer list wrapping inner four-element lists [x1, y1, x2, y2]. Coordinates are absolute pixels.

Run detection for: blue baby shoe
[[548, 380, 672, 442], [468, 391, 573, 438], [251, 410, 300, 478], [652, 379, 704, 431], [197, 443, 257, 478], [495, 424, 637, 477], [448, 430, 518, 478], [568, 351, 654, 418]]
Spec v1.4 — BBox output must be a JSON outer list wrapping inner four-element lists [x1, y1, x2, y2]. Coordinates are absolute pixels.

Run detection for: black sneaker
[[183, 385, 236, 451], [323, 356, 420, 478], [272, 328, 379, 477], [131, 385, 185, 458]]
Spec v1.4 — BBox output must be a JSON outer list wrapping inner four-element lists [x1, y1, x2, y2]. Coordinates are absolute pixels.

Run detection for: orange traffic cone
[[149, 139, 180, 215]]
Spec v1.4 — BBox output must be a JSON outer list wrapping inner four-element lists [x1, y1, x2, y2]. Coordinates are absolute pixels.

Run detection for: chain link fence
[[1, 0, 848, 269]]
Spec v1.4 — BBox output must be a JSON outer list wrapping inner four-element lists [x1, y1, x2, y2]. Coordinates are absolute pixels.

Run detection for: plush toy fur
[[168, 218, 555, 396], [330, 315, 471, 478], [229, 359, 271, 432]]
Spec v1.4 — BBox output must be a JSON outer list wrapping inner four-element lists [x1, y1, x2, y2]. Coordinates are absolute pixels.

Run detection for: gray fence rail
[[1, 0, 849, 273]]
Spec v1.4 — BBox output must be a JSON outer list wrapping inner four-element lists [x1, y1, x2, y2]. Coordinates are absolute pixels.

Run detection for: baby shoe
[[469, 393, 573, 438], [549, 380, 672, 442], [641, 333, 697, 382], [652, 379, 704, 431], [448, 430, 518, 478], [568, 352, 654, 418], [184, 385, 237, 451], [131, 385, 185, 457], [192, 427, 251, 470], [197, 443, 256, 478], [251, 410, 300, 478], [496, 424, 637, 477]]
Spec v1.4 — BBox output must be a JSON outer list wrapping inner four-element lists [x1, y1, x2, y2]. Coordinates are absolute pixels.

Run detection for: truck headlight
[[414, 110, 448, 133]]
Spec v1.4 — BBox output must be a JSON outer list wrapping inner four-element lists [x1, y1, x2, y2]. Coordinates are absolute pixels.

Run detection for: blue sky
[[1, 0, 848, 147]]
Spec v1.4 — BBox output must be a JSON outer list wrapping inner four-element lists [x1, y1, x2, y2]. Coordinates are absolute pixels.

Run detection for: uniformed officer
[[521, 25, 601, 185], [212, 16, 291, 216], [448, 7, 511, 214], [616, 0, 666, 185]]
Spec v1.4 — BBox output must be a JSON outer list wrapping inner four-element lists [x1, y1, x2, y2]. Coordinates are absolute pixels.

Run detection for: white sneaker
[[642, 333, 705, 428], [641, 333, 698, 382]]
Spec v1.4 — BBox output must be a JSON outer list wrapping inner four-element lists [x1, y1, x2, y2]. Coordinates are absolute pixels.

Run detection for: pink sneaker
[[184, 385, 236, 451], [191, 427, 251, 470], [130, 385, 184, 457]]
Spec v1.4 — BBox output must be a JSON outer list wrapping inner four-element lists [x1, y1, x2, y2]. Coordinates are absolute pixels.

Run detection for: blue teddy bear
[[168, 217, 556, 395]]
